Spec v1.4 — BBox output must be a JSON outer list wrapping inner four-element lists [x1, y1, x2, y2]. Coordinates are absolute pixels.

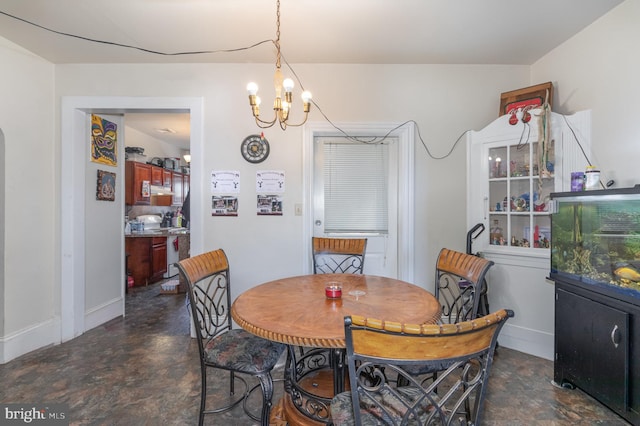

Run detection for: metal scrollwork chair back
[[435, 248, 494, 324], [312, 237, 368, 274], [176, 249, 285, 426], [331, 309, 514, 426]]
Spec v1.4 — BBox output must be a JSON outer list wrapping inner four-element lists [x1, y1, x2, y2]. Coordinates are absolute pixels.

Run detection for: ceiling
[[125, 112, 191, 150], [0, 0, 623, 148]]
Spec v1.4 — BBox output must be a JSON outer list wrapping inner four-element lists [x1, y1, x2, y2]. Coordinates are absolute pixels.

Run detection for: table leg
[[332, 348, 345, 395], [282, 345, 341, 424]]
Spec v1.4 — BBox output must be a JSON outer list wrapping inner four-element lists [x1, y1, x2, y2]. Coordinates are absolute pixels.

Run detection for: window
[[320, 138, 391, 233]]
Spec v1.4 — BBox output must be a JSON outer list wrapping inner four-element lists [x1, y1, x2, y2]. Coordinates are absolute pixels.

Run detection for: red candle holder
[[325, 283, 342, 299]]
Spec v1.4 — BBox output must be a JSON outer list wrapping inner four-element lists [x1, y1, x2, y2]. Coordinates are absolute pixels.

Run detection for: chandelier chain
[[275, 0, 281, 69]]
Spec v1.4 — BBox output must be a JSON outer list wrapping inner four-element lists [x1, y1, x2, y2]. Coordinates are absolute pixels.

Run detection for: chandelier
[[246, 0, 312, 130]]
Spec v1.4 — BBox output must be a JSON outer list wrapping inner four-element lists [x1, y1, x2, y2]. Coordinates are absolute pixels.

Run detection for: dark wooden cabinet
[[163, 169, 172, 189], [150, 165, 163, 186], [125, 236, 167, 286], [554, 281, 639, 424], [150, 238, 167, 281], [125, 161, 151, 205]]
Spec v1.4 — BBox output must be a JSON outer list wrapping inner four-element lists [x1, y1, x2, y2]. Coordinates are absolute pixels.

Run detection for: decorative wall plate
[[241, 134, 270, 163]]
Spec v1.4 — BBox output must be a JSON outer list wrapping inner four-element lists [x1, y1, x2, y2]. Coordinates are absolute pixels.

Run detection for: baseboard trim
[[0, 318, 60, 364], [84, 297, 123, 331], [497, 322, 554, 361]]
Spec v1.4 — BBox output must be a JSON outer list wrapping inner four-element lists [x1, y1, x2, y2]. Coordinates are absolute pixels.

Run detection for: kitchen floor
[[0, 282, 631, 425]]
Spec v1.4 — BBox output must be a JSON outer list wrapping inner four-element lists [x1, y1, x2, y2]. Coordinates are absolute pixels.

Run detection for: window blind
[[323, 140, 389, 233]]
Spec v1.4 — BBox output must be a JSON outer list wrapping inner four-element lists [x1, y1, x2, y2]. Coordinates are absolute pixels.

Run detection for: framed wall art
[[96, 169, 116, 201], [499, 82, 553, 116], [91, 114, 118, 166]]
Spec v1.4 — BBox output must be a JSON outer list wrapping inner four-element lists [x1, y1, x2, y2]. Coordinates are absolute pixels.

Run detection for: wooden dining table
[[231, 273, 441, 425]]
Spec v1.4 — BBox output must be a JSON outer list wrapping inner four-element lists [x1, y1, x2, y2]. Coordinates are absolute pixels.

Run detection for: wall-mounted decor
[[96, 169, 116, 201], [241, 134, 270, 163], [499, 82, 553, 116], [212, 196, 238, 216], [211, 170, 240, 193], [91, 114, 118, 166], [257, 194, 283, 216], [256, 170, 285, 193]]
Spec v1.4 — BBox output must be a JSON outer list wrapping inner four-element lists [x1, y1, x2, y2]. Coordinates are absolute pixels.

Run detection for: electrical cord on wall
[[1, 8, 600, 169], [1, 8, 468, 161]]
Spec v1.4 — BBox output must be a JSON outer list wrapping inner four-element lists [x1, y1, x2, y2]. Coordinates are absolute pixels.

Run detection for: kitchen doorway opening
[[61, 96, 204, 343]]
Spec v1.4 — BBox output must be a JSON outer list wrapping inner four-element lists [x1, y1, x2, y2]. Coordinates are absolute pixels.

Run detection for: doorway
[[302, 122, 415, 281], [60, 96, 204, 342]]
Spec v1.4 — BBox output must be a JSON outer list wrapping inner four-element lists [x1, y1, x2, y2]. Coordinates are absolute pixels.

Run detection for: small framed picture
[[96, 170, 116, 201], [499, 82, 553, 116]]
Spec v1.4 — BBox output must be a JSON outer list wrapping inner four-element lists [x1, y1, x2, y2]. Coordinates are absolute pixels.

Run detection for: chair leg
[[257, 373, 275, 426], [198, 366, 207, 426]]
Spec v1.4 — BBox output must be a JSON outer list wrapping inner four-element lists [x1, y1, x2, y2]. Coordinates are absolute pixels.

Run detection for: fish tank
[[550, 186, 640, 303]]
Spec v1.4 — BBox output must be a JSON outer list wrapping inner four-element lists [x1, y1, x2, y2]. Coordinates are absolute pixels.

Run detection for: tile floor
[[0, 282, 631, 425]]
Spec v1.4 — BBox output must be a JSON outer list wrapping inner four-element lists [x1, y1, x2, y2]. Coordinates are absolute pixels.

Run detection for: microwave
[[163, 158, 177, 170]]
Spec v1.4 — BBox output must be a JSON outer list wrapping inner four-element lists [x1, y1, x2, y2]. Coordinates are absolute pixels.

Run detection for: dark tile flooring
[[0, 282, 631, 425]]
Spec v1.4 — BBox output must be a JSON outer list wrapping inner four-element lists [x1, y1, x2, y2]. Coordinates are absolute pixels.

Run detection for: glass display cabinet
[[467, 109, 591, 257], [550, 187, 640, 425], [487, 141, 554, 249]]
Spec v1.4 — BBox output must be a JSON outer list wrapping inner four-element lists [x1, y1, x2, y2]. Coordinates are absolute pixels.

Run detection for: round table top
[[231, 273, 441, 348]]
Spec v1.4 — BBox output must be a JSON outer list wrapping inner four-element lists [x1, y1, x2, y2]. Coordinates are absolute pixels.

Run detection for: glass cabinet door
[[487, 140, 553, 249]]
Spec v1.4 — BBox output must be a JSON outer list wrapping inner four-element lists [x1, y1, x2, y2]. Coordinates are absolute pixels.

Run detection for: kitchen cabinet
[[150, 238, 168, 282], [150, 165, 163, 186], [172, 171, 184, 206], [125, 161, 151, 205], [163, 169, 172, 189], [467, 109, 590, 255], [125, 236, 167, 286]]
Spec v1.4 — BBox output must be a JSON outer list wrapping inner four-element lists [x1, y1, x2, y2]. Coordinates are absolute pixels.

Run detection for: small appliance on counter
[[149, 157, 164, 167], [163, 157, 178, 170], [124, 146, 147, 162], [137, 214, 162, 230]]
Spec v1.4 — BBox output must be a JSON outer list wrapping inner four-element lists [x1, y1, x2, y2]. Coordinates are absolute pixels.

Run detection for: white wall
[[54, 63, 529, 305], [0, 37, 56, 362], [124, 125, 187, 162], [532, 0, 639, 189], [84, 114, 125, 325]]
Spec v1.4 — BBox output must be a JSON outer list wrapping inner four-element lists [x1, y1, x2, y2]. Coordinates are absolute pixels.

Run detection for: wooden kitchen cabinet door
[[150, 165, 163, 186], [163, 169, 172, 189], [125, 161, 152, 205], [150, 237, 168, 281]]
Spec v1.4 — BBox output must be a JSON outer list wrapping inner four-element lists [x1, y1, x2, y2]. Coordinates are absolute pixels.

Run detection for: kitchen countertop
[[125, 228, 190, 238]]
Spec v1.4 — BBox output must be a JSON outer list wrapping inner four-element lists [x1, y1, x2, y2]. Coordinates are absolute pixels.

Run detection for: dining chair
[[312, 237, 368, 274], [298, 237, 367, 365], [330, 309, 514, 425], [176, 249, 286, 426], [392, 248, 496, 388], [435, 247, 494, 324]]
